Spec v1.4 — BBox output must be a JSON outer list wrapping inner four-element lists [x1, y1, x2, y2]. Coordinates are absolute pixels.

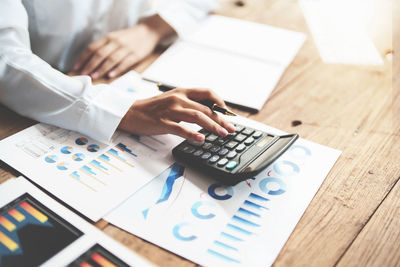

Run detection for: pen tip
[[225, 110, 238, 116]]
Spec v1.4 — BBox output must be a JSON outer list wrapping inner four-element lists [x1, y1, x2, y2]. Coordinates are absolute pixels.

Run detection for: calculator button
[[188, 140, 204, 147], [227, 151, 237, 159], [225, 141, 239, 149], [234, 124, 245, 133], [202, 142, 213, 150], [235, 144, 246, 152], [206, 134, 218, 142], [242, 128, 255, 136], [210, 145, 221, 153], [253, 131, 263, 139], [226, 161, 238, 170], [244, 137, 255, 146], [193, 149, 204, 157], [218, 148, 229, 156], [217, 158, 228, 167], [201, 152, 211, 160], [199, 129, 210, 135], [181, 145, 195, 153], [234, 134, 247, 142], [216, 138, 225, 145], [209, 155, 220, 164]]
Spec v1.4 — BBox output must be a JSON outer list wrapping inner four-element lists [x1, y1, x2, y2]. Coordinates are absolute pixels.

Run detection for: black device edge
[[172, 133, 299, 186]]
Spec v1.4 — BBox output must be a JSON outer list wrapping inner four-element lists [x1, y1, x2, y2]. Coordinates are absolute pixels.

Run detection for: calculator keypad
[[178, 124, 269, 172]]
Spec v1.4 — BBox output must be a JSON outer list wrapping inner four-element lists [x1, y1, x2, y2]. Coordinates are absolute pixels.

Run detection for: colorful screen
[[68, 244, 129, 267], [0, 193, 83, 266]]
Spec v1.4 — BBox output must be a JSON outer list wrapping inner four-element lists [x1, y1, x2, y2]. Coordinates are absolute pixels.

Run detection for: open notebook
[[143, 15, 306, 112]]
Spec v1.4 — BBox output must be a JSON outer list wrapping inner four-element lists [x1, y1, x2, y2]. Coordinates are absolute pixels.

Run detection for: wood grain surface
[[0, 0, 398, 266]]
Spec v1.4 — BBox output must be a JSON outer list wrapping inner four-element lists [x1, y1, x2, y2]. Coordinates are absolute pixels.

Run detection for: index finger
[[185, 88, 227, 108]]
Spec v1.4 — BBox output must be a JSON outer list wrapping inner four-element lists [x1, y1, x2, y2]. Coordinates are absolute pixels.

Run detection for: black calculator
[[172, 123, 299, 185]]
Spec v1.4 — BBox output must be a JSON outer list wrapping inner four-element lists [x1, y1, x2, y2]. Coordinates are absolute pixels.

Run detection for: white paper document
[[0, 177, 154, 266], [142, 15, 306, 112], [0, 72, 180, 221], [105, 116, 341, 267]]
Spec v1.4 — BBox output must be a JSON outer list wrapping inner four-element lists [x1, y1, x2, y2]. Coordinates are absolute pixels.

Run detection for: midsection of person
[[0, 0, 233, 144], [22, 0, 150, 72]]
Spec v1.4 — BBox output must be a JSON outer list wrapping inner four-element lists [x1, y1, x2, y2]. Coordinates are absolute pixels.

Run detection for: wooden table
[[0, 0, 398, 266]]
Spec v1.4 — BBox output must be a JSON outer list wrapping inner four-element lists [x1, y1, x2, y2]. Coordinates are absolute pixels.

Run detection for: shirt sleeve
[[0, 0, 136, 143], [156, 0, 217, 37]]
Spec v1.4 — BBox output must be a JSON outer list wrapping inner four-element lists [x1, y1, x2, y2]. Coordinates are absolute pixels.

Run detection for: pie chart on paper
[[44, 155, 57, 163], [60, 146, 73, 154], [56, 162, 69, 171], [87, 144, 100, 152], [72, 153, 85, 161], [75, 137, 88, 145]]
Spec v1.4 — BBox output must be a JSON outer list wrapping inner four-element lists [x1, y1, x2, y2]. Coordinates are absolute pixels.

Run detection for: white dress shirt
[[0, 0, 215, 142]]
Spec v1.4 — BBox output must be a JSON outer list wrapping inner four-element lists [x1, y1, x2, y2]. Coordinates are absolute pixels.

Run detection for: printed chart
[[106, 117, 341, 267], [0, 177, 154, 267], [0, 72, 178, 221], [0, 193, 82, 266], [67, 244, 129, 267]]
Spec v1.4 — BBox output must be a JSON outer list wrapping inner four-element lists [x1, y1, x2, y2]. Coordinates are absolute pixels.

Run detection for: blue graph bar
[[108, 148, 127, 161], [232, 215, 260, 227], [90, 160, 108, 172], [207, 249, 240, 264], [116, 143, 137, 157], [99, 154, 110, 162], [107, 148, 134, 167], [220, 232, 243, 242], [248, 193, 270, 202], [226, 224, 252, 236], [81, 165, 96, 176], [214, 240, 239, 251], [70, 171, 80, 179], [129, 135, 157, 152], [243, 200, 269, 211], [237, 208, 261, 218]]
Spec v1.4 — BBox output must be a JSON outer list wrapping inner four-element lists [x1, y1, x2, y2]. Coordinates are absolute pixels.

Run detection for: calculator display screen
[[256, 135, 274, 148]]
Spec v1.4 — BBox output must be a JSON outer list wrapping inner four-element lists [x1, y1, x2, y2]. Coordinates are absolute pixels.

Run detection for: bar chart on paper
[[0, 124, 182, 221], [0, 193, 82, 266], [0, 72, 180, 220]]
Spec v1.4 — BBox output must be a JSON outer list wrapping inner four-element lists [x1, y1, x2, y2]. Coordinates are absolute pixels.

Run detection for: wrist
[[139, 14, 176, 43]]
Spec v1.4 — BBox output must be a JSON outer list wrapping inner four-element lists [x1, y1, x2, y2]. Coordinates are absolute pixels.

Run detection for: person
[[0, 0, 235, 143]]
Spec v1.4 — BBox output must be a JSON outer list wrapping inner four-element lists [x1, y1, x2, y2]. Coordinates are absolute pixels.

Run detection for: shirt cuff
[[156, 0, 217, 37], [77, 83, 136, 143]]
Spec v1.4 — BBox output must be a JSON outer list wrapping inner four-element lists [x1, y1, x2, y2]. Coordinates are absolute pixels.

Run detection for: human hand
[[73, 15, 175, 79], [118, 88, 236, 142]]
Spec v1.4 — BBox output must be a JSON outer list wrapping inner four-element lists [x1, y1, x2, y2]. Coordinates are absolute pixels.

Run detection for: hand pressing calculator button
[[172, 123, 298, 185]]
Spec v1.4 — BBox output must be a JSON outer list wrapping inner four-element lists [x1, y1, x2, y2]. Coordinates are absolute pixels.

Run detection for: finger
[[177, 97, 236, 133], [80, 42, 119, 76], [108, 53, 141, 78], [185, 88, 226, 108], [172, 108, 229, 137], [91, 48, 130, 79], [73, 38, 108, 71], [165, 121, 205, 142]]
